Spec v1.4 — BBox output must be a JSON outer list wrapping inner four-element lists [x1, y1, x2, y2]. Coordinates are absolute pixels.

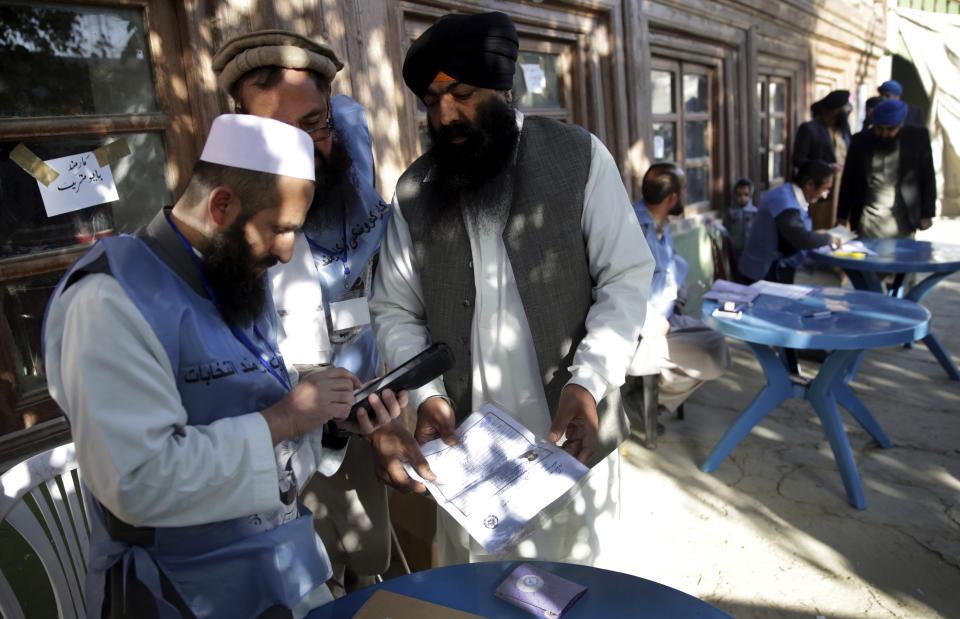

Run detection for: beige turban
[[213, 29, 344, 94]]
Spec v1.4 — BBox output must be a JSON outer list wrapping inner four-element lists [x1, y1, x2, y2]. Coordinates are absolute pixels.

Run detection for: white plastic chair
[[1, 442, 90, 619]]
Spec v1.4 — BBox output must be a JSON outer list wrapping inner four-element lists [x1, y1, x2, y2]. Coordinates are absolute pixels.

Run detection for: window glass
[[770, 82, 786, 113], [771, 117, 786, 147], [772, 151, 784, 181], [685, 121, 708, 159], [0, 2, 158, 117], [1, 133, 170, 257], [683, 74, 708, 113], [651, 70, 675, 115], [513, 53, 562, 110], [686, 165, 708, 204], [651, 122, 675, 162], [2, 271, 62, 395]]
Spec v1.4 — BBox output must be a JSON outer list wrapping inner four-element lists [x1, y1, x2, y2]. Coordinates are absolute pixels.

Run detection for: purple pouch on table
[[494, 563, 587, 618]]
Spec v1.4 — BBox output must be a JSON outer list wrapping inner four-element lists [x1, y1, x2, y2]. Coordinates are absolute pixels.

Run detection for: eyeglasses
[[302, 117, 333, 141]]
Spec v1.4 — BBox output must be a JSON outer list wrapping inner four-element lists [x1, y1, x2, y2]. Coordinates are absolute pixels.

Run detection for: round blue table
[[809, 238, 960, 380], [701, 287, 930, 509], [305, 561, 731, 618]]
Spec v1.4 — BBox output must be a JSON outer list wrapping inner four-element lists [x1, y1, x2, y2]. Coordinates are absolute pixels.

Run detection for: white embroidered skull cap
[[199, 114, 315, 181]]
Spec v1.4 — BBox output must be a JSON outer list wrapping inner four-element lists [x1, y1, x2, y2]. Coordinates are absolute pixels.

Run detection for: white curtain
[[890, 8, 960, 217], [893, 7, 960, 217]]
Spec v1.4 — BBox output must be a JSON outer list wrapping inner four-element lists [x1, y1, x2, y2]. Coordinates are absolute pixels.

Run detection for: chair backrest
[[0, 442, 90, 619]]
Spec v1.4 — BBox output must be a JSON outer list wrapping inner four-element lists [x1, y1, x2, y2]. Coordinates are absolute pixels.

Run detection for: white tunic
[[370, 114, 654, 566], [44, 274, 346, 529]]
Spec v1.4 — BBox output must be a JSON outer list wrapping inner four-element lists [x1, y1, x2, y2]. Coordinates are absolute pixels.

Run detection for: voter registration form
[[405, 403, 589, 554]]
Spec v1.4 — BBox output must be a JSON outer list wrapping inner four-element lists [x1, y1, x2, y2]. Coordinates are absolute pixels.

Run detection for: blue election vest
[[300, 95, 391, 381], [633, 198, 690, 319], [633, 200, 689, 319], [47, 236, 331, 618], [738, 182, 812, 282]]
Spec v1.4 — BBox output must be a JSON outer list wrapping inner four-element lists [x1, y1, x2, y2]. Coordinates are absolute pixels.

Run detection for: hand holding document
[[404, 403, 589, 555]]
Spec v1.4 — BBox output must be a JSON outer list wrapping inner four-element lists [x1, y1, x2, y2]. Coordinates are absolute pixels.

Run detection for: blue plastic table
[[305, 561, 731, 618], [810, 238, 960, 380], [701, 287, 930, 509]]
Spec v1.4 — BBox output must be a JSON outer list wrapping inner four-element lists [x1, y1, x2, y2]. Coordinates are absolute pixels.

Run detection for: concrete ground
[[610, 221, 960, 618]]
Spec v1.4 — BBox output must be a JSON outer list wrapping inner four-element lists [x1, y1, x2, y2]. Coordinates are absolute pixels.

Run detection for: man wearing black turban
[[367, 12, 654, 568], [793, 89, 851, 228]]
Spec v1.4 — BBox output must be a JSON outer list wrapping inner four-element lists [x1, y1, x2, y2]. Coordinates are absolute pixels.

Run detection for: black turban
[[403, 12, 519, 100], [819, 90, 850, 110]]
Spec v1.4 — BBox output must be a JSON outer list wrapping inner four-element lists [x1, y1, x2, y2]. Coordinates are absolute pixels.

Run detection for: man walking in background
[[838, 98, 935, 239]]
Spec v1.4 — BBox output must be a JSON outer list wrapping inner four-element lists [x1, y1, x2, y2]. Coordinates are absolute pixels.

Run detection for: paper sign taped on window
[[37, 152, 120, 217], [653, 135, 665, 160], [520, 63, 547, 95]]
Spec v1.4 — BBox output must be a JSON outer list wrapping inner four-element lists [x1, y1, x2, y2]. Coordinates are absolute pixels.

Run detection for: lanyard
[[304, 214, 351, 290], [164, 212, 292, 391]]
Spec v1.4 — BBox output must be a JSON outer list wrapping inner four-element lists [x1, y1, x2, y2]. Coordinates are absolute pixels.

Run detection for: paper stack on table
[[826, 225, 858, 243], [703, 279, 759, 306], [747, 279, 814, 299], [404, 403, 589, 555]]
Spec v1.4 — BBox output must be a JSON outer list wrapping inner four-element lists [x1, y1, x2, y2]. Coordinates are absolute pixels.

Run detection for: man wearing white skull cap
[[43, 114, 405, 618]]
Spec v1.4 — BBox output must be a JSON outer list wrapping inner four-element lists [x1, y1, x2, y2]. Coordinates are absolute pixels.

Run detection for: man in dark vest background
[[367, 11, 654, 567]]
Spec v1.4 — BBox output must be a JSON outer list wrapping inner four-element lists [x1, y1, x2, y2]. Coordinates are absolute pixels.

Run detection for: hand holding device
[[349, 342, 455, 422]]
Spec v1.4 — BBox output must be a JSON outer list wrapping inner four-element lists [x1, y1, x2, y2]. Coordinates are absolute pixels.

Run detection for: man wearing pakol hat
[[878, 79, 926, 127], [213, 30, 394, 594], [43, 114, 405, 617], [793, 89, 851, 229], [367, 11, 654, 568], [838, 98, 935, 238]]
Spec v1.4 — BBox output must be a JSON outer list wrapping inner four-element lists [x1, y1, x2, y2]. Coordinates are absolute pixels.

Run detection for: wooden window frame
[[758, 75, 790, 189], [650, 57, 715, 213], [0, 0, 197, 457]]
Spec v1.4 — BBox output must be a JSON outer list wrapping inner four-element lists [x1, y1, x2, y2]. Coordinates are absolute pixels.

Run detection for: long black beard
[[427, 96, 520, 210], [315, 123, 354, 192], [871, 132, 900, 154], [303, 126, 357, 234], [201, 218, 275, 326]]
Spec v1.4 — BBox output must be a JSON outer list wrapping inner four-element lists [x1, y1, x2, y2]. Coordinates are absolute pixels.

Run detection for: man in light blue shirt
[[625, 163, 730, 413]]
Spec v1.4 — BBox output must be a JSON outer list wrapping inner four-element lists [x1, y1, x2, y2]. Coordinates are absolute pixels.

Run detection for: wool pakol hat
[[213, 29, 344, 94], [200, 114, 315, 181], [402, 11, 519, 100]]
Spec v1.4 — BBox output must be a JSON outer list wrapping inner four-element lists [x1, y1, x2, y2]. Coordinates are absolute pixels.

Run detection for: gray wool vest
[[395, 116, 628, 467]]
